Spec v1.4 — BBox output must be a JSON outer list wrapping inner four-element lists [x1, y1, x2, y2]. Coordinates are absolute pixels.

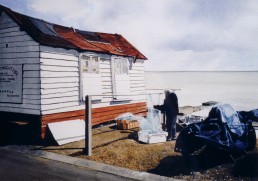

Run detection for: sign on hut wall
[[0, 64, 23, 103]]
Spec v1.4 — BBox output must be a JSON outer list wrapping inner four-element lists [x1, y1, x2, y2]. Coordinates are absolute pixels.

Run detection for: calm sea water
[[145, 71, 258, 111]]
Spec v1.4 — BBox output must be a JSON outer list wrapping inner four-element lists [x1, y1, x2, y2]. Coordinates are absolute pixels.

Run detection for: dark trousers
[[166, 115, 177, 138]]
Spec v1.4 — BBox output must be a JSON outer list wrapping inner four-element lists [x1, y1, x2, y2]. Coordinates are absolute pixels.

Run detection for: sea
[[145, 71, 258, 111]]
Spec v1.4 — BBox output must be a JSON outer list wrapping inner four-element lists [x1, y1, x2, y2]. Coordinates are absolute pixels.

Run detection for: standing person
[[154, 91, 179, 141]]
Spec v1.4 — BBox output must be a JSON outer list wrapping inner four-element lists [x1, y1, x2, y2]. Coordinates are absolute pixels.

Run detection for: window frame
[[113, 57, 129, 75], [111, 56, 131, 102], [80, 54, 100, 74], [79, 54, 101, 102]]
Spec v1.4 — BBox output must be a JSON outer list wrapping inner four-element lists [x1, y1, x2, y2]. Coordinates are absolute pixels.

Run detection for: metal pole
[[84, 95, 92, 156]]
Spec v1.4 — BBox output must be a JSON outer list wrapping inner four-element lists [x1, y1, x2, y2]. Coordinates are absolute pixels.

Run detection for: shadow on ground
[[149, 147, 233, 177], [232, 152, 258, 178]]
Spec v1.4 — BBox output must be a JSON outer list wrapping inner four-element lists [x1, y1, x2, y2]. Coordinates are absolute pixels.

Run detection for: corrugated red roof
[[98, 33, 147, 60], [0, 4, 147, 60], [54, 25, 105, 52], [76, 30, 128, 56]]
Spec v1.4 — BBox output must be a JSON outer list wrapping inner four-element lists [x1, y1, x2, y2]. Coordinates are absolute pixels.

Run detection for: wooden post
[[84, 95, 92, 156]]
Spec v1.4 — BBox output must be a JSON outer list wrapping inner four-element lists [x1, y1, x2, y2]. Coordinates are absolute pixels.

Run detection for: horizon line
[[145, 70, 258, 72]]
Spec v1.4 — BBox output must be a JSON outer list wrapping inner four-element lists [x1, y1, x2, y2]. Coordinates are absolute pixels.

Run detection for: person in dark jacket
[[154, 92, 179, 140]]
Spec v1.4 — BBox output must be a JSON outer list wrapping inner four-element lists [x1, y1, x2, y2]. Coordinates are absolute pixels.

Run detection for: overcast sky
[[1, 0, 258, 71]]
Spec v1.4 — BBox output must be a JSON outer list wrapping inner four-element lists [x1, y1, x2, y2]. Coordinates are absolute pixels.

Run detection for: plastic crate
[[138, 131, 168, 144]]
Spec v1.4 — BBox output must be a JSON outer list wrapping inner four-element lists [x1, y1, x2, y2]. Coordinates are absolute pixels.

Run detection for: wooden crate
[[116, 120, 139, 130]]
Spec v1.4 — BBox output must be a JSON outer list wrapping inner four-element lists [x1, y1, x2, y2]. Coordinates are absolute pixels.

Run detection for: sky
[[1, 0, 258, 71]]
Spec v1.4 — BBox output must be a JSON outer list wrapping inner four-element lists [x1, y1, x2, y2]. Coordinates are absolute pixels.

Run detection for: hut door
[[80, 55, 102, 101], [111, 57, 130, 100]]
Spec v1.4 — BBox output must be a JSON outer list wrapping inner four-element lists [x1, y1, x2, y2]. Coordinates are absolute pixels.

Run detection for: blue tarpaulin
[[175, 104, 257, 155]]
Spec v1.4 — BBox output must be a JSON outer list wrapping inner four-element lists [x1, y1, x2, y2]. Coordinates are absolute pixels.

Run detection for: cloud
[[14, 0, 258, 70], [0, 0, 28, 14]]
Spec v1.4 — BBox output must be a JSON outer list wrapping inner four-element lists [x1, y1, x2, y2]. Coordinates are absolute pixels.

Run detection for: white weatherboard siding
[[129, 59, 146, 102], [41, 52, 146, 115], [101, 57, 146, 104], [99, 58, 113, 103], [0, 12, 40, 115], [40, 51, 113, 114], [39, 49, 121, 114], [39, 46, 81, 114]]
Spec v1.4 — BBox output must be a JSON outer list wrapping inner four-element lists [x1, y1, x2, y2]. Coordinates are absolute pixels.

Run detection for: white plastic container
[[138, 131, 168, 144]]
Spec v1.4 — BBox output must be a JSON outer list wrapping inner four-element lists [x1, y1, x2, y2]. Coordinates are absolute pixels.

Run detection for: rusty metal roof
[[0, 4, 147, 60], [98, 33, 147, 60]]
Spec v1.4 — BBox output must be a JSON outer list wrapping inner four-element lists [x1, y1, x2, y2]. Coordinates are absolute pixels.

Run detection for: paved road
[[0, 148, 132, 181]]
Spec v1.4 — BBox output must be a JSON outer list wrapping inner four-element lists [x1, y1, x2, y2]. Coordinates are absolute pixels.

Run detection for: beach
[[145, 71, 258, 111]]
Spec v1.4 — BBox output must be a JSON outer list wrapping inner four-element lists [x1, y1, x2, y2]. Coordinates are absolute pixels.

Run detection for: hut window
[[81, 55, 99, 74], [111, 57, 130, 101], [80, 54, 102, 102], [114, 58, 128, 75]]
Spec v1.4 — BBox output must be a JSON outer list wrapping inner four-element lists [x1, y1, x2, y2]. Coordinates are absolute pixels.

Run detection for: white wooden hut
[[0, 5, 147, 139]]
